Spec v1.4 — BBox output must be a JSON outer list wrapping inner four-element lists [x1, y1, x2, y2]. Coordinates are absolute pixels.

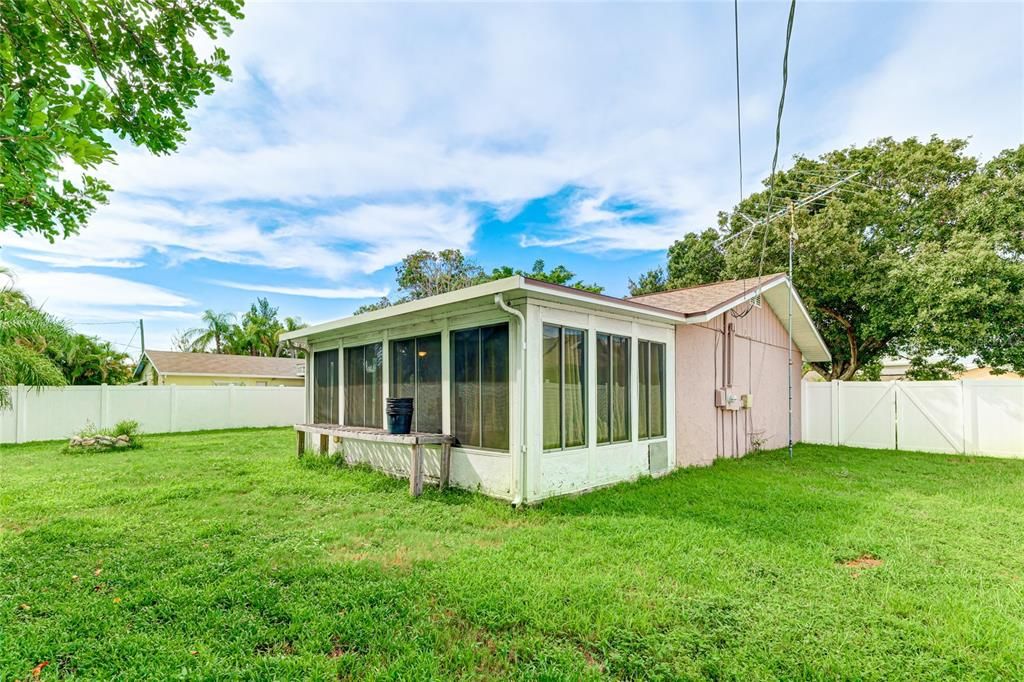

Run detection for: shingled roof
[[142, 350, 305, 378], [627, 273, 788, 316]]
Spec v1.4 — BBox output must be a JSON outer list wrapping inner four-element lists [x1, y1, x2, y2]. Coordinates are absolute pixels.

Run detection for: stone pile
[[68, 434, 132, 449]]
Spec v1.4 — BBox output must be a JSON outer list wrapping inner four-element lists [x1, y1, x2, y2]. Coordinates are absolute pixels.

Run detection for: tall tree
[[667, 228, 727, 288], [627, 267, 668, 297], [356, 249, 605, 314], [182, 310, 235, 353], [1, 269, 138, 404], [640, 137, 1024, 380], [54, 333, 132, 385], [395, 249, 486, 300], [277, 316, 307, 358], [629, 228, 727, 295], [0, 0, 243, 239], [488, 259, 603, 293], [0, 304, 68, 406]]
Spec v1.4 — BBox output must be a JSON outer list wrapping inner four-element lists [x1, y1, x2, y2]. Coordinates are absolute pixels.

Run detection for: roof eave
[[283, 275, 686, 343], [680, 276, 831, 363], [281, 276, 526, 342]]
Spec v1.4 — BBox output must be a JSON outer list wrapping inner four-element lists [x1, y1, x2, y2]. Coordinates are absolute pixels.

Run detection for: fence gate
[[837, 382, 896, 450], [802, 380, 1024, 458], [895, 382, 964, 454]]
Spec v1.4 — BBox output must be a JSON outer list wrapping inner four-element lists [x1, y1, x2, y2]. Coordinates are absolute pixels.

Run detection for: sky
[[1, 0, 1021, 354]]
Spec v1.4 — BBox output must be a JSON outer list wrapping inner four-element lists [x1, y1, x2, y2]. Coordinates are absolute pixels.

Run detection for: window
[[451, 324, 509, 449], [596, 333, 630, 444], [313, 349, 339, 423], [638, 340, 666, 439], [543, 324, 587, 450], [390, 334, 442, 433], [344, 343, 382, 428]]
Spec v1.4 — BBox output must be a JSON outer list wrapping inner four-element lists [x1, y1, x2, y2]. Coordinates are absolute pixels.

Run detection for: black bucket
[[386, 398, 414, 434]]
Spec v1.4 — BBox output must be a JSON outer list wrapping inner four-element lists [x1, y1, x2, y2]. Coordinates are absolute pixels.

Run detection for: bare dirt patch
[[843, 554, 883, 569], [841, 553, 883, 578]]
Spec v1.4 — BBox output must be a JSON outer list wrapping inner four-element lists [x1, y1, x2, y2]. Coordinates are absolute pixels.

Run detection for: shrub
[[66, 420, 143, 452], [111, 419, 140, 438]]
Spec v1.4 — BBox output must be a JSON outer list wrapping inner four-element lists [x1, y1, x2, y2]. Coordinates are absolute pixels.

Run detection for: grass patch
[[2, 428, 1023, 679]]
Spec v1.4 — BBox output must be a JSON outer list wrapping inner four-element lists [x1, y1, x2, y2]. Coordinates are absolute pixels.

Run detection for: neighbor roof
[[141, 350, 305, 378]]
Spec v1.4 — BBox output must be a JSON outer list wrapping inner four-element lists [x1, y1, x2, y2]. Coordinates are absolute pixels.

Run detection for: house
[[135, 350, 306, 387], [281, 273, 830, 503], [879, 357, 1022, 381]]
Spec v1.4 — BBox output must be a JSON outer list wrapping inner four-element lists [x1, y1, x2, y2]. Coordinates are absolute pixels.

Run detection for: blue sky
[[0, 1, 1021, 352]]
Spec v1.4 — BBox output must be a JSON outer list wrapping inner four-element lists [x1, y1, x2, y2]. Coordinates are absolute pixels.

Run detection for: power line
[[69, 320, 139, 326], [733, 0, 744, 203], [725, 0, 799, 318], [763, 0, 798, 219], [756, 0, 798, 284], [121, 325, 139, 355]]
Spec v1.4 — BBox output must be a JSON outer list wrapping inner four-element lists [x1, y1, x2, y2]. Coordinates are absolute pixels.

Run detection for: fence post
[[962, 380, 977, 455], [15, 383, 27, 444], [169, 384, 178, 433], [892, 381, 901, 451], [100, 383, 110, 430], [830, 381, 840, 446], [800, 379, 807, 444]]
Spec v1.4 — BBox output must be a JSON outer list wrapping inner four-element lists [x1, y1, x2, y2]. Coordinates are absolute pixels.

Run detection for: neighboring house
[[880, 357, 1022, 381], [135, 350, 306, 387], [281, 273, 829, 503]]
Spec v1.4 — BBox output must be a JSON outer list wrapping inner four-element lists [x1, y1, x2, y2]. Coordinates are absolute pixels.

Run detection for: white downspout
[[495, 293, 527, 506]]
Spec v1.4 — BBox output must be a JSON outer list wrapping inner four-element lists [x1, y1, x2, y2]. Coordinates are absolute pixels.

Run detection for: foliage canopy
[[633, 137, 1024, 380], [0, 0, 243, 239], [355, 249, 603, 314]]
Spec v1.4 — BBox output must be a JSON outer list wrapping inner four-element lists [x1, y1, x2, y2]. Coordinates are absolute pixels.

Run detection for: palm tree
[[228, 298, 282, 356], [0, 296, 69, 408], [182, 310, 235, 353], [277, 316, 307, 358], [0, 266, 31, 309]]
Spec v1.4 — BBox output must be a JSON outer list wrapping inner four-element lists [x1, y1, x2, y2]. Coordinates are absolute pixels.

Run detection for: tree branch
[[816, 304, 859, 376]]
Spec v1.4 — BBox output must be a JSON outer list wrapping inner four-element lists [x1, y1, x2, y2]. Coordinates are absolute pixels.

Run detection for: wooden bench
[[294, 424, 454, 497]]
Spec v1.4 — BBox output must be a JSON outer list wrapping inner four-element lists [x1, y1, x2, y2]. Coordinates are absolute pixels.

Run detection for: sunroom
[[284, 276, 680, 503]]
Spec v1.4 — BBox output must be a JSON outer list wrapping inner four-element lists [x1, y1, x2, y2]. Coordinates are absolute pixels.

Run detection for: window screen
[[313, 349, 339, 423], [639, 340, 666, 439], [451, 324, 509, 449], [344, 342, 382, 428], [543, 324, 587, 450], [390, 334, 441, 433], [596, 333, 631, 444]]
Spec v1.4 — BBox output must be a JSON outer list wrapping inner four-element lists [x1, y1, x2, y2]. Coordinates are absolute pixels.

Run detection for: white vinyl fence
[[0, 384, 305, 444], [802, 380, 1024, 458]]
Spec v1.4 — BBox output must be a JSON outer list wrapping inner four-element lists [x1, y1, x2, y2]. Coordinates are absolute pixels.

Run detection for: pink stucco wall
[[674, 302, 803, 467]]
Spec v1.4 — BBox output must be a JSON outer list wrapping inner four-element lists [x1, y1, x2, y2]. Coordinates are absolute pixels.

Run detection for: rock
[[113, 439, 129, 448], [81, 438, 96, 447], [115, 435, 130, 443]]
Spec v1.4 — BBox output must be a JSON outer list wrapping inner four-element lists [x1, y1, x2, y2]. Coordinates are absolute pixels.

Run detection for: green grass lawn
[[2, 429, 1024, 680]]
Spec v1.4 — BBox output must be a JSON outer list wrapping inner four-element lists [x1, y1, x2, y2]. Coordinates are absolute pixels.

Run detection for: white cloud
[[1, 197, 477, 280], [822, 3, 1023, 159], [210, 280, 387, 299], [12, 270, 191, 313], [3, 0, 1017, 329], [91, 1, 1014, 259]]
